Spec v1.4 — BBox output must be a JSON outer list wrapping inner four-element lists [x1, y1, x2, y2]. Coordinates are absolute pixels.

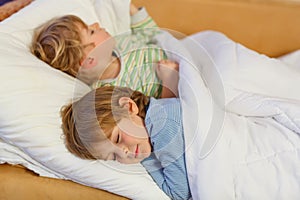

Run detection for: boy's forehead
[[118, 118, 148, 139], [76, 22, 87, 30], [76, 23, 88, 41]]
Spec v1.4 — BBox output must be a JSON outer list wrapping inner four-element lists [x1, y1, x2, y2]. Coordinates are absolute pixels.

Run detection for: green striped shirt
[[92, 11, 167, 98]]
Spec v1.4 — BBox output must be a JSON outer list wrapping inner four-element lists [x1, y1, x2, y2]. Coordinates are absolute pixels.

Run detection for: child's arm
[[114, 3, 160, 54], [128, 4, 160, 44], [143, 104, 191, 200], [148, 154, 191, 200], [155, 60, 179, 98]]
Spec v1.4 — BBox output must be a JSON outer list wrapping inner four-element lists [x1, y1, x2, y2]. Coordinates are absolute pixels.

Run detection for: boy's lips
[[135, 145, 139, 158]]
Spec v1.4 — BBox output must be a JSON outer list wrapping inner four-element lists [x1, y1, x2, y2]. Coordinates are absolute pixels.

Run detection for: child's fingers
[[159, 59, 178, 64], [158, 59, 173, 66], [158, 61, 179, 72]]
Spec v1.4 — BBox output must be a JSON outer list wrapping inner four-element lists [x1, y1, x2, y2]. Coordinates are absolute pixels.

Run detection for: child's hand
[[130, 3, 139, 16], [156, 60, 179, 81], [155, 59, 179, 98]]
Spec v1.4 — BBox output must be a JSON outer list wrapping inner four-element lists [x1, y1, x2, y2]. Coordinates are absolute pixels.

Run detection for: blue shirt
[[142, 98, 191, 200]]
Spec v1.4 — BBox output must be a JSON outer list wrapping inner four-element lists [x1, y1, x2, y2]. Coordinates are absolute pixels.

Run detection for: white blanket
[[155, 30, 300, 200]]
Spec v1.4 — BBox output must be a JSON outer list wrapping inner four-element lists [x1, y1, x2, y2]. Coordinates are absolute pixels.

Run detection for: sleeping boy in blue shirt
[[60, 60, 191, 200]]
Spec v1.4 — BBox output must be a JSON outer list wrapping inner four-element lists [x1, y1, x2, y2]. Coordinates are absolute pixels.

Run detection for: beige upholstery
[[0, 164, 127, 200], [135, 0, 300, 57]]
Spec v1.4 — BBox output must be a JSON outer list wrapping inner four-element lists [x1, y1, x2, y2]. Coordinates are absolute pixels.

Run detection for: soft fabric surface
[[0, 0, 169, 199], [278, 49, 300, 70], [0, 0, 32, 21], [154, 30, 300, 200]]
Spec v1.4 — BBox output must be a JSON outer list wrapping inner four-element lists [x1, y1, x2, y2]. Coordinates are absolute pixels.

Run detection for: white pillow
[[0, 0, 169, 199]]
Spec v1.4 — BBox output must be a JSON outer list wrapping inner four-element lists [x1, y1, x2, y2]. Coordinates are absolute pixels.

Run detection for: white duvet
[[155, 30, 300, 200]]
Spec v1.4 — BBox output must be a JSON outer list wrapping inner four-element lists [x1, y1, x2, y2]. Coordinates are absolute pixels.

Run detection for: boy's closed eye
[[115, 133, 120, 144], [111, 132, 120, 160], [112, 128, 121, 144]]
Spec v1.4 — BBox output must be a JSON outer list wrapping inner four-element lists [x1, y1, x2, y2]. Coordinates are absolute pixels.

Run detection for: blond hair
[[61, 86, 150, 159], [31, 15, 87, 77]]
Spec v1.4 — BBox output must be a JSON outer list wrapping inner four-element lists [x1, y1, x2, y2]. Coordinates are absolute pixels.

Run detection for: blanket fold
[[155, 30, 300, 200]]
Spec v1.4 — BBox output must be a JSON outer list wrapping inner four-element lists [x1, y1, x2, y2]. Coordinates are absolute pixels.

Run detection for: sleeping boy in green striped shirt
[[31, 3, 175, 98]]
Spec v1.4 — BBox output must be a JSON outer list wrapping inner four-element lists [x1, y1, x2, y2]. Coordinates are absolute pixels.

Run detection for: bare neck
[[99, 56, 120, 80]]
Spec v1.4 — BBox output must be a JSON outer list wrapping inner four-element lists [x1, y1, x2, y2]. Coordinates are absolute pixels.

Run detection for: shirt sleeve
[[143, 118, 191, 200], [128, 7, 161, 45]]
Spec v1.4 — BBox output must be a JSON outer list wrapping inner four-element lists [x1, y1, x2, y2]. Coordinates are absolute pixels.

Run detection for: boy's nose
[[91, 22, 100, 30], [117, 145, 130, 158]]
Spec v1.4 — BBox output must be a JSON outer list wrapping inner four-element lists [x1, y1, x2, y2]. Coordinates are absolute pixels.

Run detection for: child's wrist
[[130, 7, 148, 25]]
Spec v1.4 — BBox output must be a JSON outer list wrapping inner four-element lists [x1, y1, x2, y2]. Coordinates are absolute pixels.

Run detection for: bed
[[0, 0, 300, 200]]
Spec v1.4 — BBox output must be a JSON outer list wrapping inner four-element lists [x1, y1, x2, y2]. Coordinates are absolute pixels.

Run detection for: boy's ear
[[118, 97, 139, 115]]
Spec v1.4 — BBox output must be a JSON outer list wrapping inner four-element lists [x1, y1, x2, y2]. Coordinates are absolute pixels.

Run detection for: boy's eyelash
[[116, 134, 120, 143]]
